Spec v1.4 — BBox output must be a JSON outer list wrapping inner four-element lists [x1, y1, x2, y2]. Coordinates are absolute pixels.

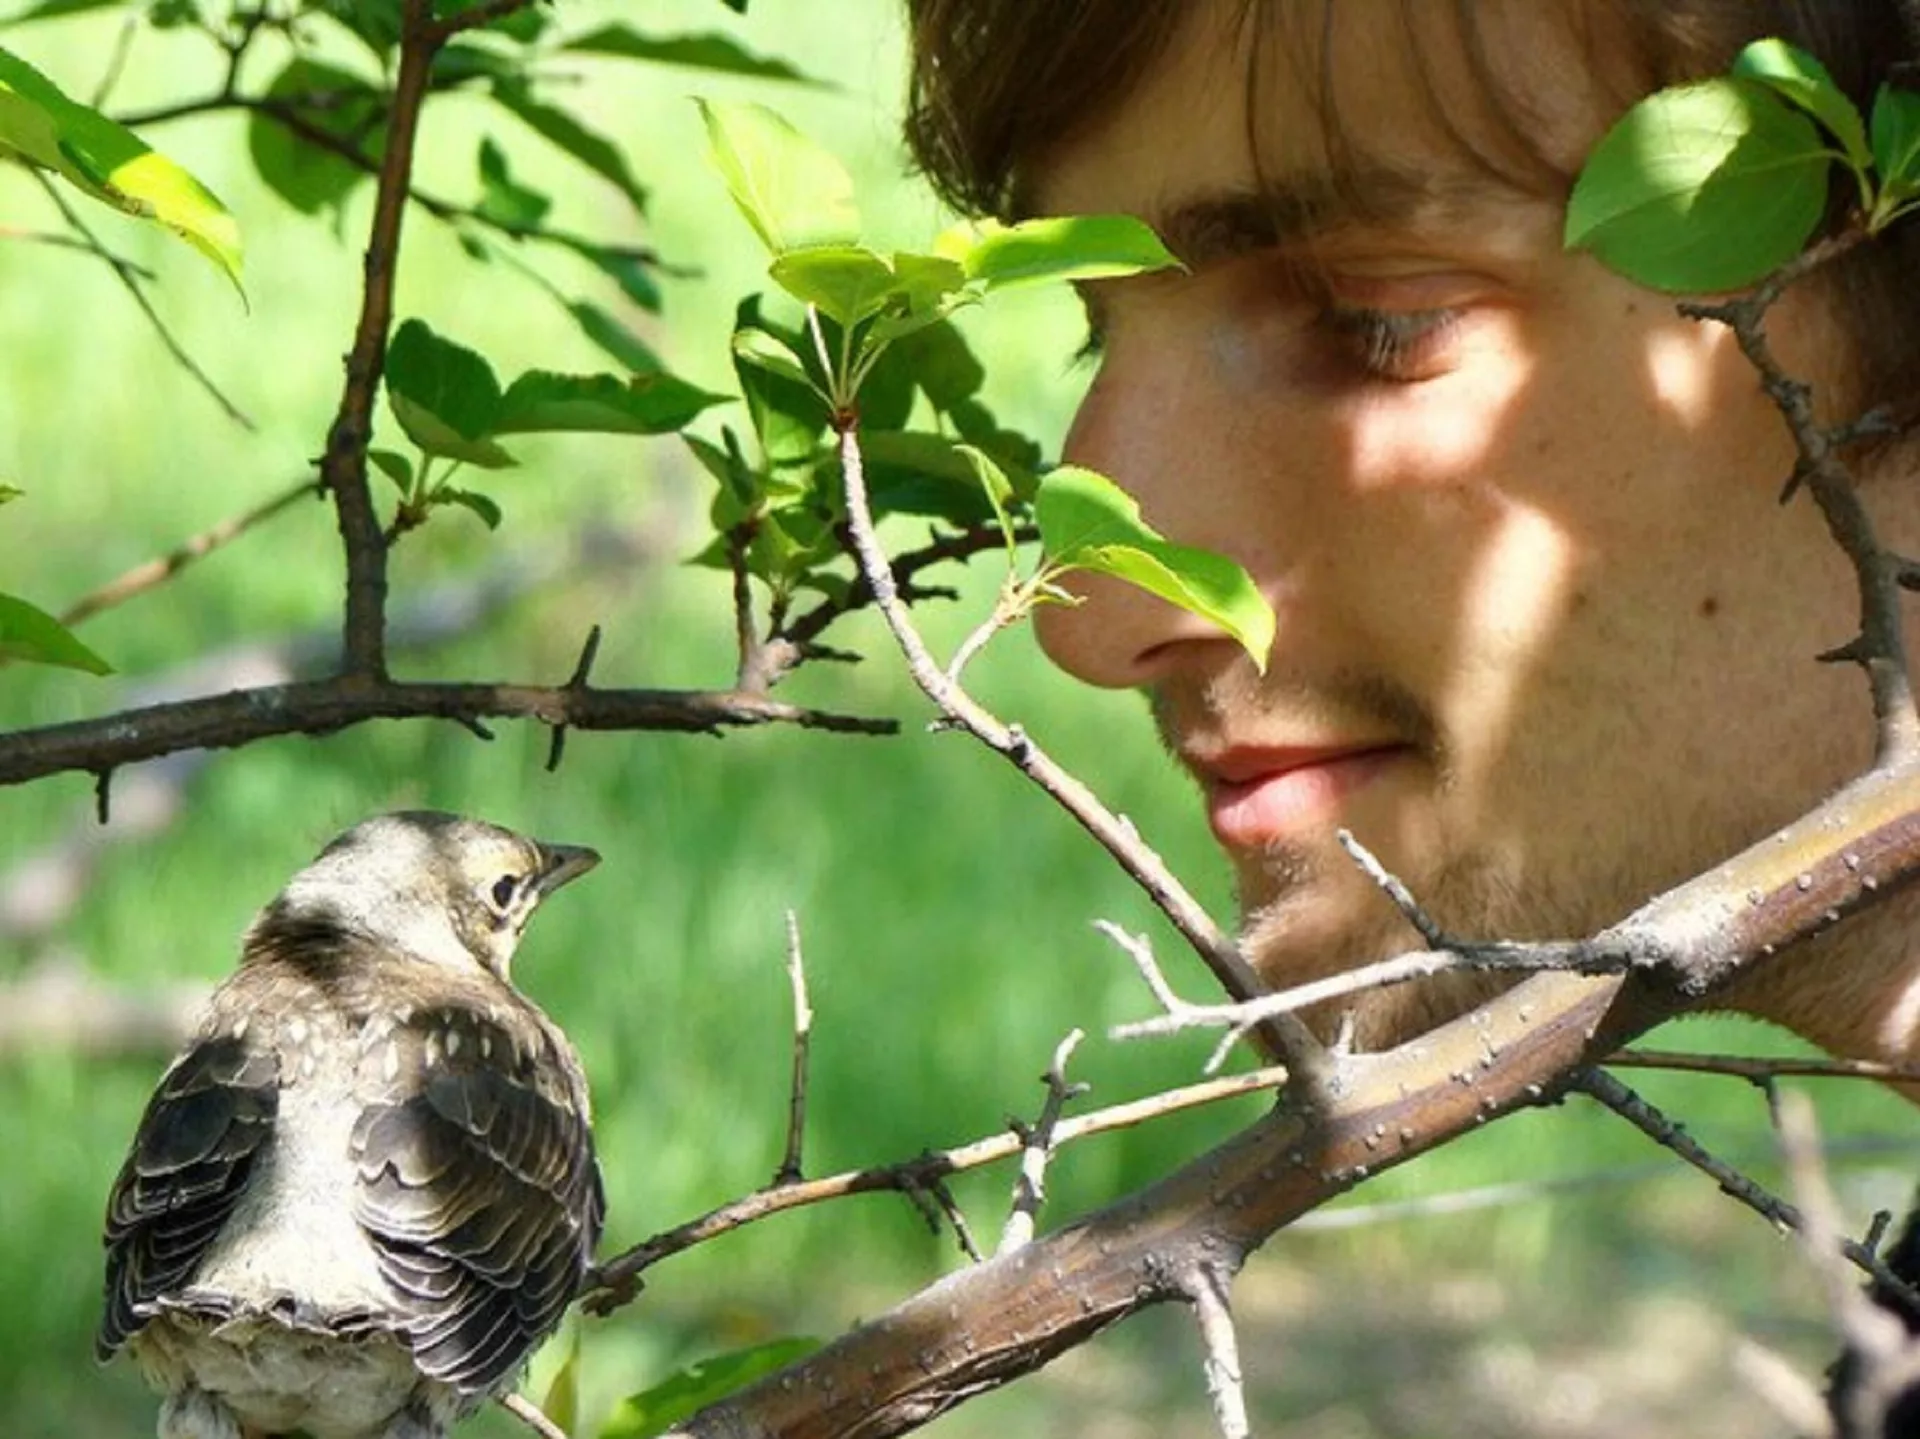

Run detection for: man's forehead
[[1028, 0, 1617, 241]]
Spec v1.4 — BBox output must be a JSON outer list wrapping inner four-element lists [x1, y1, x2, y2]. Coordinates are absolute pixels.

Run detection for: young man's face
[[1029, 0, 1876, 1047]]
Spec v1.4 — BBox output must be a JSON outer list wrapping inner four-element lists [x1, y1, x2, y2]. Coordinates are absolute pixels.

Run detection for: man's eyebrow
[[1147, 166, 1515, 268]]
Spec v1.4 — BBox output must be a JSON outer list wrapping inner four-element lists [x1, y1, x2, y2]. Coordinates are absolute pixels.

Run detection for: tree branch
[[0, 676, 893, 787]]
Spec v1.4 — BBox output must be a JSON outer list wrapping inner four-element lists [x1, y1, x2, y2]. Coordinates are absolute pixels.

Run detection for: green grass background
[[1, 4, 1914, 1436]]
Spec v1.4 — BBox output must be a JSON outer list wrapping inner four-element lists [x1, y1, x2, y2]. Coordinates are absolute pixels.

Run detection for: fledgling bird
[[98, 811, 604, 1439]]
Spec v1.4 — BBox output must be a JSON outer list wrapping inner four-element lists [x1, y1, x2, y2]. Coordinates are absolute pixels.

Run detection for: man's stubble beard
[[1153, 664, 1734, 1054]]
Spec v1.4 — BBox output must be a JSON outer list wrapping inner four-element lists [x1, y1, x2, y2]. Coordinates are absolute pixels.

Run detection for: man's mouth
[[1198, 744, 1413, 848]]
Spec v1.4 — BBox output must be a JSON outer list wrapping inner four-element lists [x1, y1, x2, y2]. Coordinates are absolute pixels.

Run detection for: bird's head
[[267, 811, 599, 982]]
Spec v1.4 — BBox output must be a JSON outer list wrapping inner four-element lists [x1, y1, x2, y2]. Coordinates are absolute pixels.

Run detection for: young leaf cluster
[[1568, 37, 1920, 291], [697, 99, 1274, 670]]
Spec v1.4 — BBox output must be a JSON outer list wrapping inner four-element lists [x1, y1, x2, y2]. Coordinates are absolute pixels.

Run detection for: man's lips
[[1197, 744, 1411, 847]]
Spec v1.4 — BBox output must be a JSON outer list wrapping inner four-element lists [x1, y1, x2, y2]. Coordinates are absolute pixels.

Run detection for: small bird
[[98, 811, 604, 1439]]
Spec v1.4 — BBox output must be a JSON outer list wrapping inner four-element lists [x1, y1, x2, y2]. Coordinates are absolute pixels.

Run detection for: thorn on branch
[[1819, 635, 1876, 667], [453, 715, 495, 742], [999, 1029, 1089, 1255], [546, 624, 603, 773], [94, 769, 113, 826]]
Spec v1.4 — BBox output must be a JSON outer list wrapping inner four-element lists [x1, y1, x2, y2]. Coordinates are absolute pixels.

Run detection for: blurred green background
[[0, 4, 1914, 1437]]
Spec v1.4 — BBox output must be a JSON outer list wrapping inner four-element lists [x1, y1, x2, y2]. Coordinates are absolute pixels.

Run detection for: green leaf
[[494, 369, 729, 436], [684, 429, 760, 515], [1870, 83, 1920, 217], [697, 98, 858, 255], [768, 243, 897, 327], [731, 307, 829, 468], [0, 592, 110, 673], [319, 0, 402, 56], [569, 299, 662, 373], [0, 43, 242, 288], [0, 481, 21, 505], [385, 318, 515, 465], [475, 136, 550, 229], [1564, 76, 1830, 292], [600, 1339, 820, 1439], [960, 215, 1179, 290], [561, 25, 820, 85], [248, 58, 385, 218], [1035, 466, 1273, 672], [1, 0, 124, 25], [731, 325, 818, 393], [857, 429, 1002, 525], [368, 448, 414, 493], [560, 237, 662, 312], [1731, 37, 1871, 170], [493, 78, 648, 214], [441, 487, 502, 529]]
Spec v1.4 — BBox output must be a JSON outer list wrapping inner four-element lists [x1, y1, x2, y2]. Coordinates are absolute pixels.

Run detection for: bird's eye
[[489, 874, 520, 909]]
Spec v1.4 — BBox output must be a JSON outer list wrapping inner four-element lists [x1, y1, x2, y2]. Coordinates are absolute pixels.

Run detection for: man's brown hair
[[903, 0, 1920, 426]]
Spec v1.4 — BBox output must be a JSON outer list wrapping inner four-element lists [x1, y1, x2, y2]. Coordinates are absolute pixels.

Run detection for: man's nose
[[1034, 356, 1283, 689]]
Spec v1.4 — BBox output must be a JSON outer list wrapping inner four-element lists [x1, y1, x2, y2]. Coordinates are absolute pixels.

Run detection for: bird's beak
[[534, 842, 600, 895]]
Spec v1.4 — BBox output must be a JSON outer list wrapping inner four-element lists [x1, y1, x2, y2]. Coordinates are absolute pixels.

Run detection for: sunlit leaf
[[0, 592, 110, 673], [960, 215, 1179, 290], [1035, 466, 1272, 672], [1731, 37, 1870, 170], [561, 24, 820, 85], [1565, 76, 1829, 292], [1, 0, 124, 25], [494, 369, 729, 436], [0, 43, 242, 288], [697, 98, 858, 255], [769, 244, 897, 327]]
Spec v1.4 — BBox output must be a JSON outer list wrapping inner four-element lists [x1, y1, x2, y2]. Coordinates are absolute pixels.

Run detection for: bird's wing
[[350, 1004, 601, 1394], [98, 1029, 280, 1359]]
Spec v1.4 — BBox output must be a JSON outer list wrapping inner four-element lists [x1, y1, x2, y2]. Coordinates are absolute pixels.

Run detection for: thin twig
[[1189, 1266, 1249, 1439], [30, 173, 252, 429], [1337, 828, 1451, 948], [1110, 934, 1629, 1065], [497, 1392, 568, 1439], [999, 1029, 1089, 1255], [582, 1061, 1291, 1312], [776, 910, 813, 1186], [1608, 1048, 1920, 1086], [831, 421, 1322, 1076], [1680, 230, 1920, 765], [56, 476, 319, 629], [1574, 1070, 1920, 1310]]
